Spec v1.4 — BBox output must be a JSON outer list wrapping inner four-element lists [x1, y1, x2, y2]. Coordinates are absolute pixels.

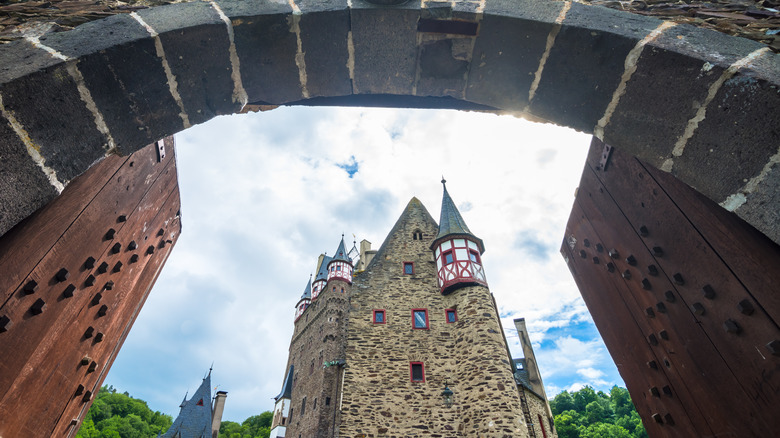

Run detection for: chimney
[[211, 391, 228, 438], [513, 318, 548, 399], [359, 239, 375, 271]]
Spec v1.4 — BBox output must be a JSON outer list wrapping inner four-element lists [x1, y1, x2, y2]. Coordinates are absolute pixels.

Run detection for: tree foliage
[[550, 386, 647, 438], [76, 385, 272, 438]]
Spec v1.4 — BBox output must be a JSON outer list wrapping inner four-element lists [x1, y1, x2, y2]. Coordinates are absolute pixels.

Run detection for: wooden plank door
[[0, 138, 181, 437], [562, 137, 780, 437]]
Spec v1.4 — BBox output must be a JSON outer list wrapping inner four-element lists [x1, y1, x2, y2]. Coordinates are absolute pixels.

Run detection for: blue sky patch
[[338, 156, 359, 178]]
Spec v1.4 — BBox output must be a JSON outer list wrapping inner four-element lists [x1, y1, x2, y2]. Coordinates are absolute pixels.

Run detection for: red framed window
[[445, 309, 457, 323], [410, 362, 425, 382], [443, 250, 454, 265], [373, 309, 386, 324], [403, 262, 414, 275], [412, 309, 428, 329], [469, 250, 481, 263]]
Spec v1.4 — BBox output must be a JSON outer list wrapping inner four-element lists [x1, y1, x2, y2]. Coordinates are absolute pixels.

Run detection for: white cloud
[[105, 106, 622, 421]]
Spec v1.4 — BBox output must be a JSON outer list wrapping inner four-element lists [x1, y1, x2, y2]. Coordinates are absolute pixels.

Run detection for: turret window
[[410, 362, 425, 382], [403, 262, 414, 274], [412, 309, 429, 329], [443, 250, 454, 265], [446, 309, 457, 323], [373, 309, 386, 324], [469, 250, 481, 263]]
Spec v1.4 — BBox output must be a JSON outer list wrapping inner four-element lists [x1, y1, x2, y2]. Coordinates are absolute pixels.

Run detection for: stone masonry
[[288, 197, 529, 437]]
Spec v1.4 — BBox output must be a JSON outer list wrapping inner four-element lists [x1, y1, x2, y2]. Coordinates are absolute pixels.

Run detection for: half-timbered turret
[[311, 256, 331, 301], [327, 235, 353, 284], [294, 278, 312, 321], [430, 179, 487, 294]]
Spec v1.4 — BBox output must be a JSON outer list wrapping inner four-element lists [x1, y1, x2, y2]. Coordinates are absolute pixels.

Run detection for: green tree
[[550, 391, 575, 415], [579, 422, 632, 438], [552, 386, 646, 438], [573, 386, 598, 412]]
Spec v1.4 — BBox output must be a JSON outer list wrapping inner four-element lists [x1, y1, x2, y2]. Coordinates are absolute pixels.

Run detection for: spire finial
[[441, 176, 447, 186]]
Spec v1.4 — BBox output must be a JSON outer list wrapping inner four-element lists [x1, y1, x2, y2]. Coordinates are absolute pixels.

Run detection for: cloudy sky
[[103, 106, 624, 422]]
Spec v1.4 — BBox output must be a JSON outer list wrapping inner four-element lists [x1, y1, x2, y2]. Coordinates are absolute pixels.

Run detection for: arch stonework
[[0, 0, 778, 243]]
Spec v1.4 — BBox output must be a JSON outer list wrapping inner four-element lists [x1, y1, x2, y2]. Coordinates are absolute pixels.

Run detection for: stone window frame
[[403, 261, 414, 275], [445, 308, 457, 323], [373, 309, 386, 324], [412, 309, 429, 330], [410, 362, 425, 382]]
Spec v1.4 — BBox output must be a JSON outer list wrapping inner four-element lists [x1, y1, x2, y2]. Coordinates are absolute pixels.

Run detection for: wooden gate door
[[0, 138, 181, 437], [561, 137, 780, 437]]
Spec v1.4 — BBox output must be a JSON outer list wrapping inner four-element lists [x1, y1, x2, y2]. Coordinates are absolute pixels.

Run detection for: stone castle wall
[[339, 199, 528, 437], [524, 388, 557, 438], [283, 276, 351, 437]]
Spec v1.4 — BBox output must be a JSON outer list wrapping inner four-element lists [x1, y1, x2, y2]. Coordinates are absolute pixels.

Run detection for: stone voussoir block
[[39, 13, 184, 155], [529, 1, 663, 133], [216, 0, 303, 104], [466, 0, 565, 111], [350, 1, 422, 96], [135, 1, 239, 125]]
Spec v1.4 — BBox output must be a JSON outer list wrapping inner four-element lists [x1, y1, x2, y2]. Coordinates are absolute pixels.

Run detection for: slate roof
[[314, 255, 333, 282], [513, 358, 531, 388], [432, 180, 484, 252], [300, 277, 312, 300], [331, 236, 352, 264], [274, 365, 294, 401], [161, 371, 213, 438]]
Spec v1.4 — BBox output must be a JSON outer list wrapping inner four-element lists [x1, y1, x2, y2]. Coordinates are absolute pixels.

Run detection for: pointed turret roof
[[162, 370, 213, 438], [432, 179, 485, 252], [368, 197, 438, 271], [274, 365, 294, 401], [314, 255, 333, 282], [330, 235, 352, 264], [299, 277, 312, 301]]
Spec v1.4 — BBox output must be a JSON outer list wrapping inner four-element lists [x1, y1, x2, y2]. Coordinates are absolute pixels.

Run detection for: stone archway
[[0, 0, 778, 244]]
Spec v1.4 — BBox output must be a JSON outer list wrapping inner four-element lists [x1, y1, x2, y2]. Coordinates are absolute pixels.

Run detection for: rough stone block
[[416, 37, 470, 98], [0, 121, 58, 237], [603, 44, 725, 169], [0, 64, 108, 181], [300, 10, 352, 98], [41, 14, 184, 154], [530, 3, 661, 132], [136, 2, 238, 125], [0, 39, 61, 86], [466, 10, 559, 111], [350, 3, 421, 96], [673, 69, 780, 202], [227, 4, 302, 104], [736, 163, 780, 244], [38, 13, 150, 59]]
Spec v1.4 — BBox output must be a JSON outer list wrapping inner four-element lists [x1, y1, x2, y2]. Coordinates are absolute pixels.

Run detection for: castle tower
[[431, 179, 487, 294], [269, 365, 294, 438], [294, 279, 312, 322], [272, 184, 551, 437]]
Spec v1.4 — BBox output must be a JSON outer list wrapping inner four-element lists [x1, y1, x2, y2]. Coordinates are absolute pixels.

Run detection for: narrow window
[[325, 397, 331, 406], [469, 250, 481, 263], [373, 309, 386, 324], [301, 397, 306, 416], [443, 250, 454, 265], [412, 309, 428, 329], [313, 398, 317, 410], [446, 309, 457, 323], [337, 265, 341, 271], [410, 362, 425, 382], [403, 262, 414, 275]]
